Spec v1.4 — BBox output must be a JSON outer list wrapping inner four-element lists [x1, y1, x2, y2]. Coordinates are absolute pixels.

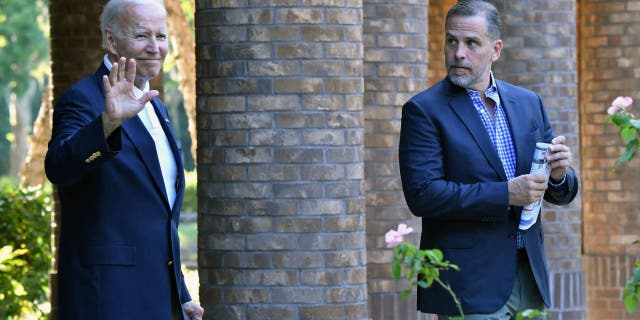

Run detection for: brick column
[[195, 3, 367, 320], [49, 1, 107, 318], [363, 1, 431, 319], [580, 1, 640, 318], [427, 0, 457, 86], [493, 1, 583, 318]]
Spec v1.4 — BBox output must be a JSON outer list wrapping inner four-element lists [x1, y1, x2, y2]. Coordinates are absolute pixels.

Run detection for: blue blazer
[[45, 64, 190, 319], [399, 77, 578, 315]]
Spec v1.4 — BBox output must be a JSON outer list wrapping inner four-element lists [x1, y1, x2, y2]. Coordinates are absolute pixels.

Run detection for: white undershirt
[[104, 55, 177, 209]]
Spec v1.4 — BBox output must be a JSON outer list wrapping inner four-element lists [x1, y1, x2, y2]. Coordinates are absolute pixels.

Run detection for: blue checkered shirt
[[466, 75, 523, 248]]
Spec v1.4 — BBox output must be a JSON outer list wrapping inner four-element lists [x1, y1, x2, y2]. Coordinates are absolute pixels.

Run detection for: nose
[[146, 37, 159, 54], [455, 44, 466, 60]]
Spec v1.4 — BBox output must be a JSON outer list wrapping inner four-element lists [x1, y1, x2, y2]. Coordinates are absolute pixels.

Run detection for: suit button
[[168, 260, 173, 267], [508, 232, 516, 240]]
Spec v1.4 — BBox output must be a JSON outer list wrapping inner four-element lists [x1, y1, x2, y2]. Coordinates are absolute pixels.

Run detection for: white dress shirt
[[104, 55, 178, 209]]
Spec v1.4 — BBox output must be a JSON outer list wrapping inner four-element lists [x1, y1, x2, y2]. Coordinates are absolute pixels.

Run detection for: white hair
[[100, 0, 166, 49]]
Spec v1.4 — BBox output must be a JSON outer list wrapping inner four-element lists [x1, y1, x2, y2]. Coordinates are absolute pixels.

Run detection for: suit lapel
[[151, 98, 185, 214], [446, 80, 507, 181], [497, 82, 533, 176], [121, 116, 171, 211]]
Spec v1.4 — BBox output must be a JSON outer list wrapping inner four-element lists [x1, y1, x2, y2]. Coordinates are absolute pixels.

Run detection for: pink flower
[[608, 96, 633, 115], [385, 223, 414, 248]]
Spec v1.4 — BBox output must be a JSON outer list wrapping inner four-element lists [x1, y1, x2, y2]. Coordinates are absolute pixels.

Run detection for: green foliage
[[516, 309, 549, 319], [623, 259, 640, 314], [0, 0, 50, 177], [0, 179, 52, 319], [391, 243, 463, 317], [605, 112, 640, 169], [0, 0, 49, 95], [606, 101, 640, 314]]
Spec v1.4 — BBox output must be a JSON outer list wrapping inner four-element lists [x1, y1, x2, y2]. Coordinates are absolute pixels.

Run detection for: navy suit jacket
[[399, 77, 578, 315], [45, 64, 190, 319]]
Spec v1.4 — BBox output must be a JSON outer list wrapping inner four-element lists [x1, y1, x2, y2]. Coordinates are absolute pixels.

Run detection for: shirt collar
[[465, 72, 498, 96]]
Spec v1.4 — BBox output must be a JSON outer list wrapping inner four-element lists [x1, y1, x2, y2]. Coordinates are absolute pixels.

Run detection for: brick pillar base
[[584, 255, 640, 320], [548, 270, 586, 319]]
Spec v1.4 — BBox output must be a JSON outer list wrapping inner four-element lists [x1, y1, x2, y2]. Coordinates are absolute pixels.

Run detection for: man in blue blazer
[[45, 0, 203, 319], [399, 1, 578, 318]]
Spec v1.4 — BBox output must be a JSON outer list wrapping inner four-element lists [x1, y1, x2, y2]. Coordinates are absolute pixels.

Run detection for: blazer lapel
[[121, 116, 171, 210], [497, 82, 534, 176], [151, 98, 185, 214], [446, 80, 507, 181]]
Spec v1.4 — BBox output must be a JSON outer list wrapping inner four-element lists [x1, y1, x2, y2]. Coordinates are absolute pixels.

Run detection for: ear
[[104, 28, 118, 55], [491, 39, 503, 62]]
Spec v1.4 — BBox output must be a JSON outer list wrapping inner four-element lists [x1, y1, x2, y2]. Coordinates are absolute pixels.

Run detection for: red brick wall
[[195, 2, 368, 319], [50, 0, 106, 104], [363, 0, 430, 318], [580, 0, 640, 318]]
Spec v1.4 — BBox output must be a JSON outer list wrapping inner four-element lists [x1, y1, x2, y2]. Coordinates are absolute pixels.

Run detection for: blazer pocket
[[81, 245, 136, 266]]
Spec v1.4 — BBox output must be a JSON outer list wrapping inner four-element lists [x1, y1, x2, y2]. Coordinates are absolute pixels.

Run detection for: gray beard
[[449, 74, 473, 89]]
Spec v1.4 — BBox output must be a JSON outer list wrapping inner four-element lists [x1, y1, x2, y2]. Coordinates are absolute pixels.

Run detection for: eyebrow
[[445, 32, 481, 42]]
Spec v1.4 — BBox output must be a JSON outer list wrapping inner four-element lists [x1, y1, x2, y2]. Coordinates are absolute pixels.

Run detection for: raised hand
[[101, 57, 159, 137]]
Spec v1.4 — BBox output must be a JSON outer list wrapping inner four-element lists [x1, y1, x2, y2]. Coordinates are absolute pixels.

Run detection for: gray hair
[[445, 0, 502, 41], [100, 0, 167, 49]]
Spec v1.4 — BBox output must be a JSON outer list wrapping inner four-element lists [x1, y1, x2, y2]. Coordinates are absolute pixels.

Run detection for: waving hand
[[101, 57, 159, 137]]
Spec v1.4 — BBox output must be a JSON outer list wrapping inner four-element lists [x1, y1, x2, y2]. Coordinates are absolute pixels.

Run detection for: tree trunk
[[20, 76, 53, 188], [166, 0, 197, 163], [9, 79, 36, 179]]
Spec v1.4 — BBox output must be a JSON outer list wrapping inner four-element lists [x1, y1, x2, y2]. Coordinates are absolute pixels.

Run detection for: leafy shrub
[[0, 179, 52, 319]]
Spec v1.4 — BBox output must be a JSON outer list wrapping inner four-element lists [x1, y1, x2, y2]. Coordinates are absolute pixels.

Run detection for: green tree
[[0, 178, 52, 319], [0, 0, 50, 178]]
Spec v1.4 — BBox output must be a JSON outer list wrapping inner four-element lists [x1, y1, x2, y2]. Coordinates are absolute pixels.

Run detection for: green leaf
[[424, 249, 443, 262], [621, 125, 637, 143], [612, 113, 631, 126], [406, 268, 414, 280], [618, 149, 637, 164], [400, 288, 412, 300], [392, 260, 401, 280], [624, 293, 639, 314]]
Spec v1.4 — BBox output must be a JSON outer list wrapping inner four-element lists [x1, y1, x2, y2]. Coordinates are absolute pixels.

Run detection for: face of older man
[[106, 2, 168, 87]]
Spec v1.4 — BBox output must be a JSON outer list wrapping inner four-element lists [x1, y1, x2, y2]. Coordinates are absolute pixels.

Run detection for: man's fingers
[[551, 135, 566, 145], [118, 56, 126, 81], [126, 58, 136, 83], [109, 62, 118, 85], [140, 90, 159, 105], [102, 75, 111, 94]]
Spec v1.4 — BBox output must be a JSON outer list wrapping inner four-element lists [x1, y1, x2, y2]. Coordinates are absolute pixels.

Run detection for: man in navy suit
[[45, 0, 203, 319], [399, 1, 578, 319]]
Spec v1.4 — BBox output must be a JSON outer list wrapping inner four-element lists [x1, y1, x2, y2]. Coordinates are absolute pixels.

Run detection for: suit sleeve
[[179, 271, 192, 303], [45, 87, 121, 186], [399, 100, 509, 221], [536, 94, 579, 205]]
